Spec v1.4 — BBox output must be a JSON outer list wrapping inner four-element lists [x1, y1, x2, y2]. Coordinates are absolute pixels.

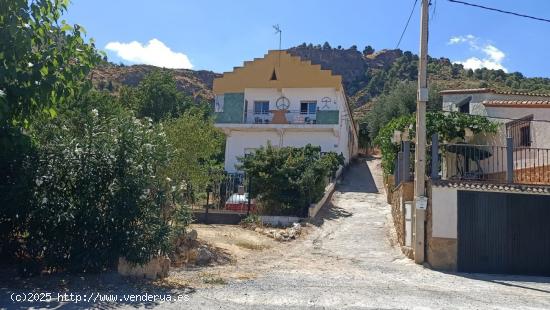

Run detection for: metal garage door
[[457, 190, 550, 276]]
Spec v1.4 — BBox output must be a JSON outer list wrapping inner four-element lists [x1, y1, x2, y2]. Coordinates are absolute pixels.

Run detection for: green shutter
[[317, 110, 339, 124], [214, 93, 245, 123]]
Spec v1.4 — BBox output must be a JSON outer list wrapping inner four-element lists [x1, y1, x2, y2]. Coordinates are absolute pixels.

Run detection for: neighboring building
[[213, 50, 358, 173], [404, 87, 550, 276], [441, 88, 550, 148]]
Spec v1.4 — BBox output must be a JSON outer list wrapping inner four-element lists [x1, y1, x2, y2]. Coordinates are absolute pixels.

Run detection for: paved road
[[3, 158, 550, 309]]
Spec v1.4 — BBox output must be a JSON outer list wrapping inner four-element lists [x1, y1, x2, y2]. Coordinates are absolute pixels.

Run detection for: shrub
[[21, 94, 179, 273], [239, 144, 344, 216]]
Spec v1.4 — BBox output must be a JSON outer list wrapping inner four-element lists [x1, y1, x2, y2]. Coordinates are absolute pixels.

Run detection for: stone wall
[[426, 183, 457, 270], [389, 181, 414, 249]]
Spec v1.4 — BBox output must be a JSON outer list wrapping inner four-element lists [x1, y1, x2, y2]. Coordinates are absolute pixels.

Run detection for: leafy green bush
[[19, 93, 178, 273], [239, 144, 344, 216], [374, 111, 498, 175]]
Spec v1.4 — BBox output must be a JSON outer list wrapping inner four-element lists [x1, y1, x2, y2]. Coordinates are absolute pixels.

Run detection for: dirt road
[[179, 158, 550, 309], [3, 158, 550, 309]]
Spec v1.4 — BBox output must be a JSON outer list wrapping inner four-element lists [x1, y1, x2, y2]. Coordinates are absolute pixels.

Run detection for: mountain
[[91, 43, 550, 112], [91, 64, 220, 102]]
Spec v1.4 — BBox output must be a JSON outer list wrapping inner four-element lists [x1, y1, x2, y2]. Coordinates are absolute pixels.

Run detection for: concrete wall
[[426, 184, 457, 271], [389, 181, 414, 257], [431, 187, 457, 238]]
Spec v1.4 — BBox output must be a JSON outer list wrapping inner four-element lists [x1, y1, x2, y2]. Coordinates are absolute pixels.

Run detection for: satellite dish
[[275, 96, 290, 110]]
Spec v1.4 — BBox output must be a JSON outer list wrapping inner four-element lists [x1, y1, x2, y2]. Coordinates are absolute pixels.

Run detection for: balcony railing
[[245, 110, 319, 125], [215, 108, 339, 125], [393, 136, 550, 187]]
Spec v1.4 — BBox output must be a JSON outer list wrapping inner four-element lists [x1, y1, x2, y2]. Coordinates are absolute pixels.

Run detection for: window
[[254, 101, 270, 115], [459, 101, 469, 113], [300, 101, 317, 114], [455, 96, 472, 114], [506, 115, 533, 147]]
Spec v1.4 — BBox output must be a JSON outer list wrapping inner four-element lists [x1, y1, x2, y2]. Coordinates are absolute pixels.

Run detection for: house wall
[[218, 87, 357, 173], [223, 129, 346, 172], [442, 93, 550, 149], [244, 87, 340, 113], [427, 184, 458, 270], [224, 131, 281, 172]]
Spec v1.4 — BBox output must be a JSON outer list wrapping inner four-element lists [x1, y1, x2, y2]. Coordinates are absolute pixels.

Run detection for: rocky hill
[[91, 64, 220, 102], [92, 43, 550, 110]]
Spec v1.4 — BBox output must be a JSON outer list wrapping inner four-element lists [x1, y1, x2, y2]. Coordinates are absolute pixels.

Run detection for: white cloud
[[105, 39, 193, 69], [448, 35, 507, 72], [448, 34, 475, 45]]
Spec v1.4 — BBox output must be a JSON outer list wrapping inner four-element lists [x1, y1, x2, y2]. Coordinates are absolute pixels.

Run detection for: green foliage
[[163, 107, 225, 195], [362, 82, 442, 142], [239, 144, 344, 216], [129, 69, 193, 121], [0, 0, 102, 127], [374, 111, 498, 175], [19, 94, 175, 272], [240, 214, 261, 226]]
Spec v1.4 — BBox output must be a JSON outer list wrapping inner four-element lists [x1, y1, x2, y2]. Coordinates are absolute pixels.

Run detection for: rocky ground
[[2, 158, 550, 309]]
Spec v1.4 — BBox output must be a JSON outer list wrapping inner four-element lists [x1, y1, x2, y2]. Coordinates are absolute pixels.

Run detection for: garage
[[457, 190, 550, 276]]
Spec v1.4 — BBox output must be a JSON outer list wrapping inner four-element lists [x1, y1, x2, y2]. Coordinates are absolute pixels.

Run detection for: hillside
[[91, 64, 220, 102], [92, 43, 550, 111]]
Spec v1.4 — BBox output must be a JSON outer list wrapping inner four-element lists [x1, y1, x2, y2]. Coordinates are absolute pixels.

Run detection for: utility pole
[[413, 0, 429, 265]]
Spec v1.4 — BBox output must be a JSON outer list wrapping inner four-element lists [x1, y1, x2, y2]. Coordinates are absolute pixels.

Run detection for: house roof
[[439, 88, 550, 97], [213, 50, 343, 94], [431, 180, 550, 194], [483, 100, 550, 108]]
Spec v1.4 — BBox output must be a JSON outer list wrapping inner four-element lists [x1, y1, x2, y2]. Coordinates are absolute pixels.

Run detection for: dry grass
[[152, 277, 193, 289], [235, 241, 270, 251], [199, 272, 227, 285]]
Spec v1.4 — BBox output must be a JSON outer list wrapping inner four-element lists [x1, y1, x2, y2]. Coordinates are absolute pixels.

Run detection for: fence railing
[[394, 135, 550, 186], [189, 172, 255, 216], [243, 110, 319, 125]]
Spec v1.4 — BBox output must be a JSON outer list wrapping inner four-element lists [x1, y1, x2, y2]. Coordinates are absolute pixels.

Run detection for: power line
[[396, 0, 419, 49], [448, 0, 550, 23]]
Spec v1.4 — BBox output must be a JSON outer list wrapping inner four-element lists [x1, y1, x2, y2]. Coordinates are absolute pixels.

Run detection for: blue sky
[[63, 0, 550, 77]]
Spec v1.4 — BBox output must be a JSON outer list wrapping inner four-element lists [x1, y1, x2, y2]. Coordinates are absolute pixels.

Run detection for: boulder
[[186, 229, 198, 241], [196, 246, 215, 266]]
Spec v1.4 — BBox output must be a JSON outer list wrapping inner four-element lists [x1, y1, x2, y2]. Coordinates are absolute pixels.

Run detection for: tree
[[239, 144, 343, 216], [0, 0, 101, 127], [322, 42, 332, 50], [363, 45, 375, 56], [163, 108, 225, 195], [133, 69, 192, 121]]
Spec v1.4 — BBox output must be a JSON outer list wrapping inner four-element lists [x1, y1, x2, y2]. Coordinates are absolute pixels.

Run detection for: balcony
[[215, 109, 339, 125]]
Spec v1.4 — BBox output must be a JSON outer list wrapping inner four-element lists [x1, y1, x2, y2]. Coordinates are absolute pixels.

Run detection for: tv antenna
[[273, 24, 282, 66]]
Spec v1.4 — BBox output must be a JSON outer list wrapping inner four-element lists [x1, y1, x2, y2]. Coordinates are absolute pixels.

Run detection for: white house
[[441, 88, 550, 148], [213, 50, 358, 173], [440, 88, 550, 182]]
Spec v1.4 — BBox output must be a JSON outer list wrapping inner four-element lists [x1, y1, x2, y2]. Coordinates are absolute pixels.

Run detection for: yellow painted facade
[[213, 50, 343, 95]]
